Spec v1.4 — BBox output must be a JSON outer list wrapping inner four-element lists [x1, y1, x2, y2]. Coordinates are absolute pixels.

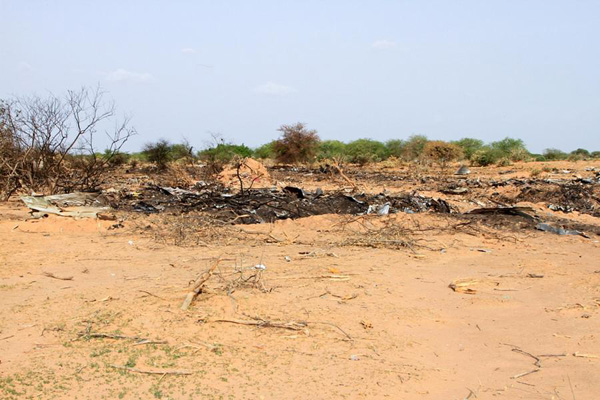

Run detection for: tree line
[[138, 123, 599, 169], [2, 87, 598, 200]]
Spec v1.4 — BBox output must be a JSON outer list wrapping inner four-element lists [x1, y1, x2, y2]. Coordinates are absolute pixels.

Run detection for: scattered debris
[[535, 223, 586, 237], [21, 193, 110, 218], [467, 206, 535, 220], [449, 279, 479, 294], [455, 166, 470, 175], [442, 187, 469, 195], [123, 184, 453, 224], [548, 204, 574, 213], [527, 273, 544, 278], [360, 320, 373, 329]]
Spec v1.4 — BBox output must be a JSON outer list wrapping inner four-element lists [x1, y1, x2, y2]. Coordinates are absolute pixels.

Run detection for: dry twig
[[110, 364, 192, 376]]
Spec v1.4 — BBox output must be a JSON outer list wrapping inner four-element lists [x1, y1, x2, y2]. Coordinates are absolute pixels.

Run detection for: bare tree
[[0, 86, 135, 199]]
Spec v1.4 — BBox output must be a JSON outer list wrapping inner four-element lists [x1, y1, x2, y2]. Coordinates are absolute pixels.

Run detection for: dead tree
[[0, 86, 135, 199]]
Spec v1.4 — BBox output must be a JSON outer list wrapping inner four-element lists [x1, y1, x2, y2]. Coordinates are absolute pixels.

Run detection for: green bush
[[198, 143, 252, 163], [490, 137, 529, 161], [543, 148, 568, 161], [471, 146, 502, 166], [142, 139, 172, 169], [253, 141, 276, 159], [402, 135, 428, 160], [170, 142, 195, 161], [591, 151, 600, 159], [569, 148, 590, 160], [453, 138, 484, 160], [317, 140, 347, 160], [102, 149, 130, 166], [530, 154, 546, 162], [345, 139, 388, 165], [385, 139, 406, 158]]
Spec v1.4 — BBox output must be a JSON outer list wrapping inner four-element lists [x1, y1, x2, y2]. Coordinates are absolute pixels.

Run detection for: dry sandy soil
[[1, 161, 599, 399]]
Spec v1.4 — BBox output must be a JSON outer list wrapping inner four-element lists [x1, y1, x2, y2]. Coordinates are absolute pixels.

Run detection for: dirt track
[[1, 161, 599, 399]]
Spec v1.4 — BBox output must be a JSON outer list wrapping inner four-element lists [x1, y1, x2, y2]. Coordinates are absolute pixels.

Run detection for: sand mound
[[218, 158, 272, 190]]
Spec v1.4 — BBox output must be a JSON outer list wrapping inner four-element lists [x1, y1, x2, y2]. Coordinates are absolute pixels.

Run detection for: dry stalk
[[110, 364, 192, 376]]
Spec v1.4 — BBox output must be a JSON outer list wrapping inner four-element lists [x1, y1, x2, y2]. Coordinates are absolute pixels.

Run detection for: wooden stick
[[181, 259, 220, 311], [88, 333, 142, 341], [512, 348, 542, 367], [333, 165, 358, 189], [138, 290, 166, 300], [133, 339, 168, 346], [511, 369, 540, 379], [42, 271, 73, 281], [110, 364, 192, 376], [213, 318, 307, 331]]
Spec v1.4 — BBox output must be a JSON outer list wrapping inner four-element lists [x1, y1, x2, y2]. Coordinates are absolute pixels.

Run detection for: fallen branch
[[333, 165, 358, 190], [42, 271, 74, 281], [110, 364, 192, 376], [87, 333, 142, 340], [181, 259, 220, 311], [511, 369, 540, 379], [83, 332, 166, 345], [133, 339, 169, 346], [213, 318, 307, 331], [212, 317, 352, 340], [512, 348, 541, 367], [138, 290, 166, 300]]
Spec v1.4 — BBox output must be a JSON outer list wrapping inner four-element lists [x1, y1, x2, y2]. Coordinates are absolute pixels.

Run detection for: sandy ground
[[1, 162, 600, 399]]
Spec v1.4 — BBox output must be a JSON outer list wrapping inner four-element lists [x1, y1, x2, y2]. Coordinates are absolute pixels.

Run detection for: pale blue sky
[[1, 0, 599, 153]]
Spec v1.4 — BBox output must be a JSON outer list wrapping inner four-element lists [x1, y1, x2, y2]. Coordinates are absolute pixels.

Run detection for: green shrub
[[318, 140, 347, 160], [453, 138, 484, 160], [490, 137, 529, 161], [571, 148, 590, 157], [530, 154, 546, 162], [591, 151, 600, 159], [345, 139, 388, 165], [198, 143, 252, 163], [385, 139, 406, 158], [567, 153, 584, 161], [471, 146, 502, 166], [402, 135, 428, 160], [253, 141, 276, 159], [102, 150, 130, 166], [170, 142, 195, 161], [142, 139, 172, 169], [543, 148, 568, 161]]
